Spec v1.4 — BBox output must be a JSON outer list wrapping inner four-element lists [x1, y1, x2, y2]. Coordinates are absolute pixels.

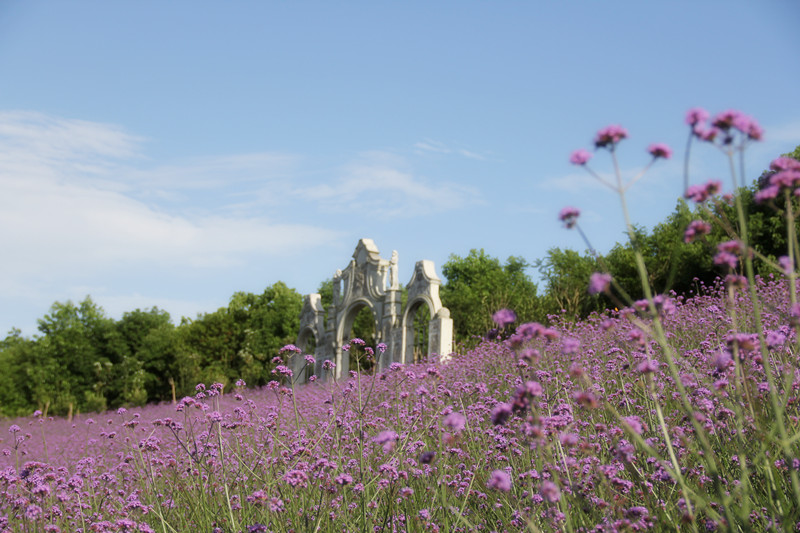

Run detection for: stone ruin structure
[[296, 239, 453, 381]]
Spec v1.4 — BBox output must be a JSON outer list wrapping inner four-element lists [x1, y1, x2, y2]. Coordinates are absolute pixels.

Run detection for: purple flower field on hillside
[[3, 109, 800, 532], [2, 276, 799, 532]]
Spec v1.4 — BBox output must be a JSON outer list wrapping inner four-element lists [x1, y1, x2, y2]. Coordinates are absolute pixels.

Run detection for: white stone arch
[[296, 294, 325, 377], [335, 298, 382, 374], [402, 297, 433, 364], [400, 260, 453, 364], [295, 326, 318, 381], [298, 239, 451, 382]]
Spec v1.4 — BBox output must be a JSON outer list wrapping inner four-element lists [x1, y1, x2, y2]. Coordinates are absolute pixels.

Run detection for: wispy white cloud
[[0, 110, 144, 162], [295, 151, 483, 216], [537, 169, 614, 194], [414, 138, 488, 161], [414, 139, 451, 154], [0, 111, 341, 291], [764, 119, 800, 146]]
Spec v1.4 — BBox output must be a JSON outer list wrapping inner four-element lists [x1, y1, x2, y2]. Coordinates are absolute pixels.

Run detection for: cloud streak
[[295, 151, 483, 216], [0, 113, 342, 312]]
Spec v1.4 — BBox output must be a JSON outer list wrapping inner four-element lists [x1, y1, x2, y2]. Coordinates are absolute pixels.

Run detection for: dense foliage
[[440, 250, 542, 343], [0, 283, 302, 417]]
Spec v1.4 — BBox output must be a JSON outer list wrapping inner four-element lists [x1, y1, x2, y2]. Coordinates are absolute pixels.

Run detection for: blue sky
[[1, 1, 799, 337]]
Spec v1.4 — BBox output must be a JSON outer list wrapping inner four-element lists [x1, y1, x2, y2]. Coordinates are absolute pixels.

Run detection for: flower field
[[2, 275, 800, 531], [3, 109, 800, 531]]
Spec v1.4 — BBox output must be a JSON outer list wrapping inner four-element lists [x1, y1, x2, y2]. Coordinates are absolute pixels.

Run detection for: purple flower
[[685, 107, 709, 126], [623, 416, 646, 435], [443, 412, 466, 433], [569, 149, 592, 165], [713, 251, 738, 270], [487, 469, 512, 492], [272, 365, 293, 377], [725, 274, 747, 289], [419, 451, 436, 464], [771, 157, 800, 172], [718, 240, 743, 254], [268, 497, 285, 512], [573, 390, 599, 408], [770, 169, 800, 189], [374, 430, 398, 452], [283, 469, 309, 488], [594, 124, 628, 149], [279, 344, 301, 353], [647, 143, 672, 159], [684, 220, 712, 243], [637, 359, 659, 374], [491, 403, 513, 425], [540, 480, 561, 503], [558, 206, 580, 229], [525, 381, 543, 397], [335, 473, 353, 485], [492, 308, 517, 327], [755, 185, 779, 203], [685, 180, 722, 202], [711, 109, 743, 131], [778, 256, 794, 275], [561, 337, 580, 355], [588, 272, 612, 295]]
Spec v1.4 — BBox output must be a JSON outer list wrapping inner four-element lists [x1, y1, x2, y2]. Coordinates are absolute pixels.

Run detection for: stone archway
[[296, 326, 318, 381], [338, 299, 380, 373], [296, 293, 326, 378], [403, 300, 431, 364], [400, 260, 453, 365], [298, 239, 453, 382]]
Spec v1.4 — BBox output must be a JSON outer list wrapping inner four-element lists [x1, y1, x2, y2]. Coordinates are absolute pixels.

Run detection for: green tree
[[175, 282, 303, 393], [0, 329, 37, 416], [440, 249, 542, 343], [537, 248, 603, 318], [116, 307, 178, 404], [32, 297, 127, 414]]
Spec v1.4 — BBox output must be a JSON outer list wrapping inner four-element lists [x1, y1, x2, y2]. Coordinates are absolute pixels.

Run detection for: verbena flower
[[279, 344, 301, 353], [558, 206, 580, 229], [594, 124, 628, 149], [492, 308, 517, 327], [491, 403, 513, 425], [540, 480, 561, 503], [443, 412, 466, 433], [647, 143, 672, 159], [487, 469, 512, 492], [684, 220, 711, 243], [569, 149, 592, 165], [685, 180, 722, 203], [588, 272, 612, 295], [685, 107, 709, 126]]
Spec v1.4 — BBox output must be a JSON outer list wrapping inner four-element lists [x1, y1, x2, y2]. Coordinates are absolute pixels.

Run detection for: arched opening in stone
[[343, 303, 378, 373], [297, 327, 318, 381], [405, 301, 431, 364]]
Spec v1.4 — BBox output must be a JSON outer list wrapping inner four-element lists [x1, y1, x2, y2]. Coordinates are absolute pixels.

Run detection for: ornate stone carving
[[297, 239, 454, 381]]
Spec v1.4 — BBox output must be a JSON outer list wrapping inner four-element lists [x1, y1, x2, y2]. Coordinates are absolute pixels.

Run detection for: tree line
[[1, 147, 797, 417]]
